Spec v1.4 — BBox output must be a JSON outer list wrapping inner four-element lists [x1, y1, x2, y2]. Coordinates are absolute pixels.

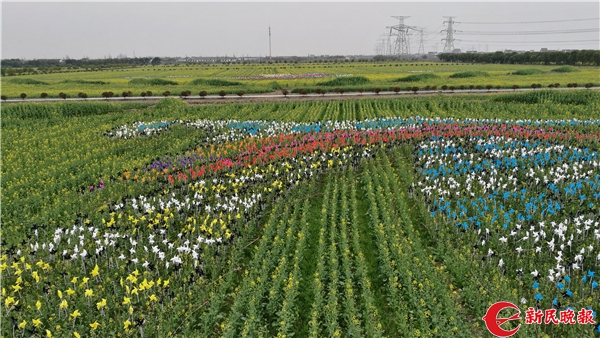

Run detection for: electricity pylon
[[389, 16, 412, 56], [442, 16, 457, 53]]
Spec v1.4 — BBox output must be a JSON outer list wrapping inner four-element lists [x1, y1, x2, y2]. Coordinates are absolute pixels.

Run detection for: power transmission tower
[[417, 27, 426, 56], [441, 16, 457, 53], [389, 16, 412, 56], [269, 26, 272, 60], [379, 33, 391, 55]]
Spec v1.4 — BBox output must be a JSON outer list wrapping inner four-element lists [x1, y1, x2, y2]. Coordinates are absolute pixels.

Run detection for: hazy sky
[[2, 1, 599, 60]]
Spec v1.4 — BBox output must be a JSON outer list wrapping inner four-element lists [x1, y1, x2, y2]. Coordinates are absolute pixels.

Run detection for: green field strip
[[307, 177, 334, 337], [293, 174, 328, 337]]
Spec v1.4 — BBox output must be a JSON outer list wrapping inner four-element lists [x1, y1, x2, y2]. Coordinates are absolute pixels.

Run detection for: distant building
[[452, 49, 461, 54]]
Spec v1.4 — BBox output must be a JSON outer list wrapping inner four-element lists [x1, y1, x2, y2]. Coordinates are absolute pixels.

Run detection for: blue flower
[[593, 282, 598, 290], [565, 275, 571, 283], [532, 282, 539, 289], [535, 292, 543, 301]]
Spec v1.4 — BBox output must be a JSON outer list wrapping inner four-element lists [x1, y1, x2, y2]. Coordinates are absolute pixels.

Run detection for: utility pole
[[441, 16, 457, 53], [269, 26, 272, 61]]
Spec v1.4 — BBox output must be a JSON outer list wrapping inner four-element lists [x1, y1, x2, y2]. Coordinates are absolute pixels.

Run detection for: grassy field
[[1, 61, 598, 99], [2, 91, 600, 337]]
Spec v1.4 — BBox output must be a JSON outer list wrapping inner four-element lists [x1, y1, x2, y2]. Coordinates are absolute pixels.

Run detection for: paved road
[[2, 87, 598, 103]]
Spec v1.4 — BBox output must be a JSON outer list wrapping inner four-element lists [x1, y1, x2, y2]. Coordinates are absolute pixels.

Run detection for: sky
[[2, 1, 599, 60]]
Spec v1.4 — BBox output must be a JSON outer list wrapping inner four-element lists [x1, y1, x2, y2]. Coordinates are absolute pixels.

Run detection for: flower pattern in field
[[2, 116, 600, 336]]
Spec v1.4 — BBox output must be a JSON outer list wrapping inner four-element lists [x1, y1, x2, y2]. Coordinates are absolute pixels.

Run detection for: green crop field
[[2, 91, 600, 337], [1, 62, 598, 99]]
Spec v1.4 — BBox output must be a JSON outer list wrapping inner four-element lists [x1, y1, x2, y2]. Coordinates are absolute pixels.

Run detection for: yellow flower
[[32, 318, 42, 328], [79, 277, 89, 288], [91, 264, 99, 278], [73, 332, 81, 338], [59, 299, 68, 310], [57, 290, 63, 299], [149, 294, 158, 302], [96, 298, 107, 310], [122, 296, 131, 305], [4, 296, 15, 308], [163, 279, 170, 288], [32, 271, 40, 283], [89, 321, 100, 331], [128, 306, 133, 314], [18, 320, 26, 329], [124, 320, 131, 330], [46, 329, 52, 338], [84, 289, 93, 297], [71, 277, 78, 284], [70, 310, 81, 319], [36, 300, 42, 310], [66, 288, 75, 296], [12, 284, 22, 292]]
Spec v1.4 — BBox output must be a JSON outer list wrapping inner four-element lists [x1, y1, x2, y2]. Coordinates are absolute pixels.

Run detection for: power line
[[458, 39, 599, 44], [458, 28, 599, 35], [460, 17, 599, 24]]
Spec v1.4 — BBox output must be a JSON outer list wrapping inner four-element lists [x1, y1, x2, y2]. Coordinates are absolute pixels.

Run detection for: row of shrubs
[[2, 83, 595, 101]]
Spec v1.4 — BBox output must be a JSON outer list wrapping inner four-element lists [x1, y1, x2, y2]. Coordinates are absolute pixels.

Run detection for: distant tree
[[82, 93, 88, 100], [486, 85, 493, 91], [469, 85, 475, 91], [459, 85, 465, 90], [298, 89, 308, 96], [218, 90, 227, 98], [151, 57, 162, 66], [496, 85, 501, 90], [236, 90, 245, 98], [449, 86, 455, 92], [199, 90, 207, 98], [531, 83, 538, 90], [424, 85, 431, 91], [122, 91, 130, 99], [20, 93, 27, 100], [108, 91, 114, 98], [585, 83, 594, 89], [554, 83, 560, 88], [411, 86, 419, 94], [338, 88, 345, 95], [102, 92, 110, 100], [59, 92, 67, 100], [162, 91, 170, 97], [571, 83, 578, 88], [548, 84, 554, 88], [41, 92, 48, 99], [371, 87, 382, 95], [392, 87, 401, 94], [1, 95, 6, 101], [180, 90, 190, 99], [78, 92, 85, 98], [441, 85, 448, 91], [512, 84, 519, 91], [141, 91, 147, 99], [431, 85, 437, 90], [357, 88, 364, 95], [146, 91, 152, 96], [281, 89, 288, 98]]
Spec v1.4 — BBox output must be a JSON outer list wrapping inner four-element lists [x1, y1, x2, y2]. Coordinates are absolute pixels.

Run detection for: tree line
[[438, 50, 600, 66]]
